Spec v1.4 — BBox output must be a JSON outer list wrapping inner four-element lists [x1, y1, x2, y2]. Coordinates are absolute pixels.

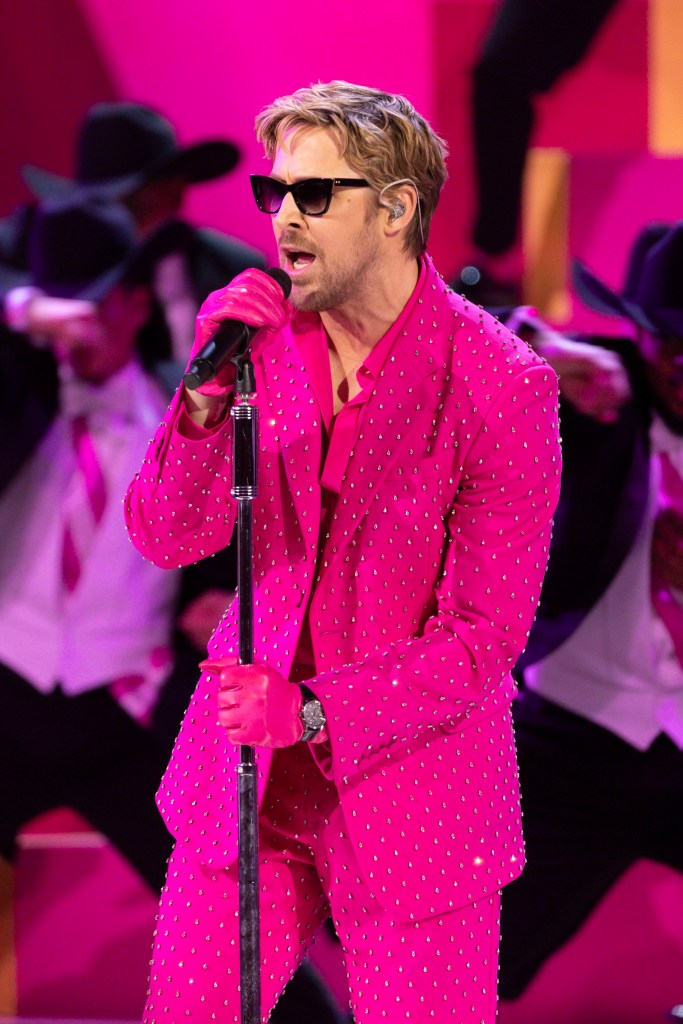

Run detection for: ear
[[381, 183, 417, 237]]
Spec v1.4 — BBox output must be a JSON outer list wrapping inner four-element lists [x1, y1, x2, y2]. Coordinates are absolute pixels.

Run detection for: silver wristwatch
[[298, 684, 326, 742]]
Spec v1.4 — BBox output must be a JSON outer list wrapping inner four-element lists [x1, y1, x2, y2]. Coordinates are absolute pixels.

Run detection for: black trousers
[[499, 689, 683, 999], [0, 660, 173, 891], [471, 0, 621, 255]]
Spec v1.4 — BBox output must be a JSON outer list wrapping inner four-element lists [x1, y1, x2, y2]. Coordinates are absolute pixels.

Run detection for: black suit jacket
[[0, 326, 59, 487], [518, 336, 651, 671]]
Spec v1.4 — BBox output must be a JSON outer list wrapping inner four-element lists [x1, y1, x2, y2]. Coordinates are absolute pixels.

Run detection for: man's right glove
[[187, 267, 292, 397]]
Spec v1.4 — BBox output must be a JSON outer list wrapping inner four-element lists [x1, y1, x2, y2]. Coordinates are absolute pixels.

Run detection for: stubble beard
[[290, 217, 381, 313]]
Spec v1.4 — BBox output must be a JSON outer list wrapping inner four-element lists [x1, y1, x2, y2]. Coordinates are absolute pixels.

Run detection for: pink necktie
[[62, 415, 107, 592], [651, 451, 683, 664], [108, 645, 172, 727]]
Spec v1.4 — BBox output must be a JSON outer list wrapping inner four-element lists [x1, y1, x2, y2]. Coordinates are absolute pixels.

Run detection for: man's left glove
[[203, 655, 304, 748]]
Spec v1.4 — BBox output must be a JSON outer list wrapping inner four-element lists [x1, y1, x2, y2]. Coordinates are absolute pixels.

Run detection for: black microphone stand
[[230, 351, 261, 1024]]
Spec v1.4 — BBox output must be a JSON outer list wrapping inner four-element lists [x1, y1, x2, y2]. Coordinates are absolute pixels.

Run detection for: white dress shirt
[[526, 417, 683, 750], [0, 359, 179, 696]]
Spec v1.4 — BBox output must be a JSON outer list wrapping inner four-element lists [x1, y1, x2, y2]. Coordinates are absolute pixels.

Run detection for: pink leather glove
[[203, 655, 304, 747], [188, 268, 292, 397]]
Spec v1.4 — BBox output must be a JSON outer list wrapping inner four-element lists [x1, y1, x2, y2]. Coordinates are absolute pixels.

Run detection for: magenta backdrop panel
[[0, 0, 116, 211], [534, 0, 648, 154], [78, 0, 434, 266]]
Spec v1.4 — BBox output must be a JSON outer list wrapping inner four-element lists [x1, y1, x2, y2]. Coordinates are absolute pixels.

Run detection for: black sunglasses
[[250, 175, 371, 217]]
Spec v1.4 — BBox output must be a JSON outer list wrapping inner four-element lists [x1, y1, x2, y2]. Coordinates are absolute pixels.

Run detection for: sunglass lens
[[252, 177, 285, 214], [294, 180, 331, 215]]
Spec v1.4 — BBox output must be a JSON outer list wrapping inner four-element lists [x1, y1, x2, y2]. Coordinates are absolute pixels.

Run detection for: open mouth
[[282, 248, 317, 274]]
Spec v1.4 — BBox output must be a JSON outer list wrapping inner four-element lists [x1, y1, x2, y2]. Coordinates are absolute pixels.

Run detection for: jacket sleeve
[[124, 386, 238, 568], [306, 363, 562, 781]]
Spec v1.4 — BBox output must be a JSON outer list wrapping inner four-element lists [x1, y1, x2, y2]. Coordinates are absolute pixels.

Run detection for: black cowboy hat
[[27, 194, 193, 302], [573, 221, 683, 338], [22, 102, 240, 201]]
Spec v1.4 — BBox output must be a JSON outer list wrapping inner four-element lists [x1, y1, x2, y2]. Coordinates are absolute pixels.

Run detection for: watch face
[[302, 699, 326, 731]]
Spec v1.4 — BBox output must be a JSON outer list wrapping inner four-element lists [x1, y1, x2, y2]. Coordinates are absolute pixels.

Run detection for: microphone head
[[266, 266, 292, 300], [182, 369, 204, 391]]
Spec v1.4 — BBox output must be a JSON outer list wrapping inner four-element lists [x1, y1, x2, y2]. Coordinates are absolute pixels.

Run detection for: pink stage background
[[3, 2, 683, 1021], [3, 0, 676, 303], [0, 0, 432, 271]]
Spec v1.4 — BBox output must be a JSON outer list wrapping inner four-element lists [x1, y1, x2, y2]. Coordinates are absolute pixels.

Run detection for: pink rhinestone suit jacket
[[125, 257, 561, 922]]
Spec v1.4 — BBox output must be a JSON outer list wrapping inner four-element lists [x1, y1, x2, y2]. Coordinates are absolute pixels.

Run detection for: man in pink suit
[[125, 81, 561, 1022]]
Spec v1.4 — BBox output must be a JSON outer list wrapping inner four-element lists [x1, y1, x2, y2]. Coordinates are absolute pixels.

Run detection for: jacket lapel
[[321, 326, 437, 569], [257, 328, 323, 561]]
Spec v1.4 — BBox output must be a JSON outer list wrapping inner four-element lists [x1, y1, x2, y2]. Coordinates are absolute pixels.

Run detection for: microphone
[[183, 268, 292, 391]]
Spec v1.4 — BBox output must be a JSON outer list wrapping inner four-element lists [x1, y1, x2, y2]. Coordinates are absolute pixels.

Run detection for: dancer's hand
[[536, 332, 630, 423]]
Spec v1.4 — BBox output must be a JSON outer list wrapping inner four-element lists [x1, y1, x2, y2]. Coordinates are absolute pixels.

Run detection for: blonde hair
[[255, 81, 448, 257]]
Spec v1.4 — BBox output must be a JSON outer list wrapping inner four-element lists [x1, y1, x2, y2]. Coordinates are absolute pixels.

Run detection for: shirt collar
[[59, 359, 145, 423], [357, 256, 427, 385], [291, 257, 427, 425]]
